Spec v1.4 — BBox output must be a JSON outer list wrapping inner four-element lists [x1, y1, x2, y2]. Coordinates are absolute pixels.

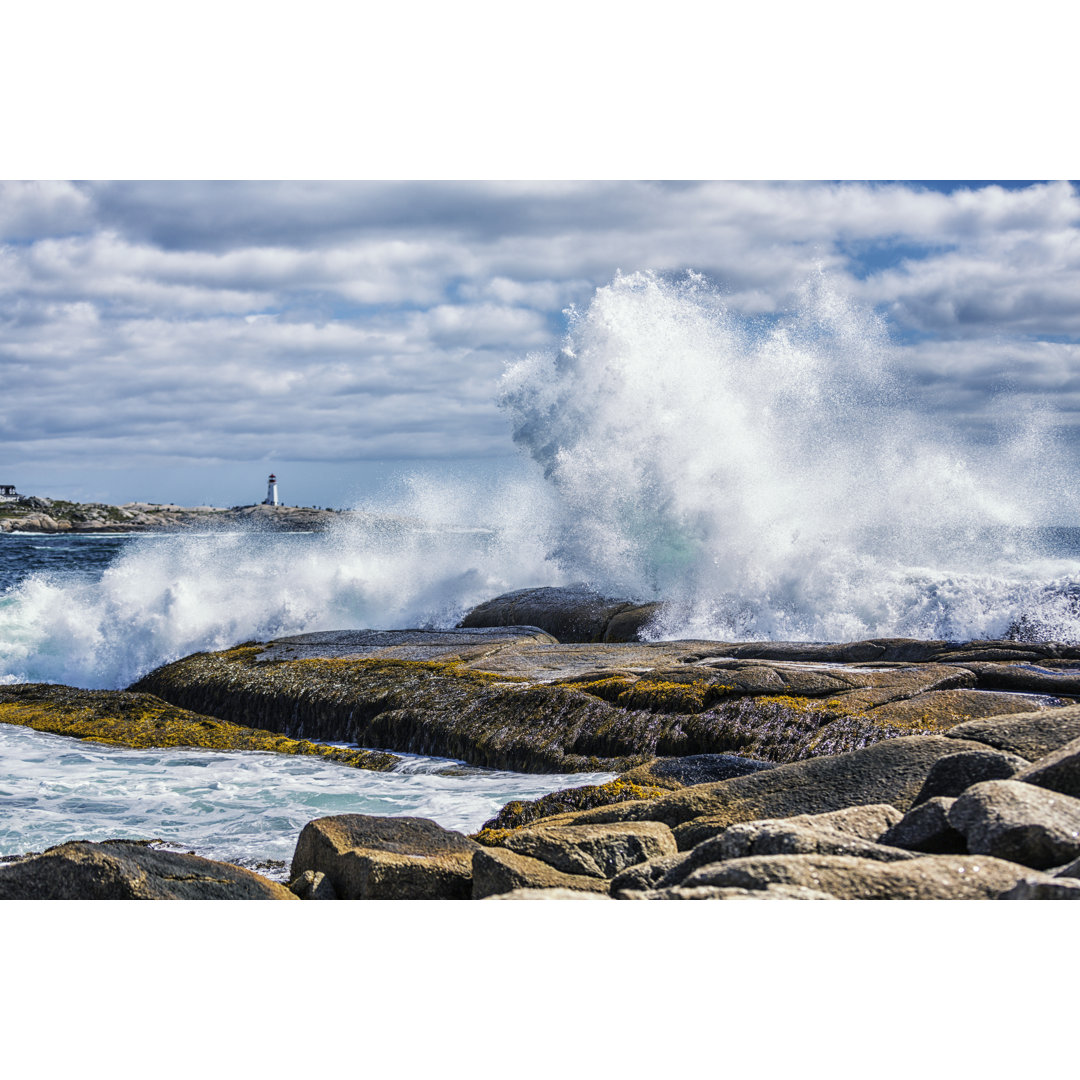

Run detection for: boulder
[[688, 820, 919, 865], [1013, 734, 1080, 798], [658, 735, 993, 849], [998, 877, 1080, 899], [0, 841, 295, 900], [676, 853, 1059, 899], [287, 870, 338, 900], [782, 803, 903, 841], [501, 822, 676, 879], [879, 798, 966, 854], [947, 705, 1080, 760], [609, 854, 689, 895], [618, 884, 835, 900], [619, 753, 776, 791], [482, 888, 612, 900], [947, 780, 1080, 869], [911, 750, 1029, 805], [458, 585, 652, 643], [471, 848, 611, 899], [291, 815, 480, 900]]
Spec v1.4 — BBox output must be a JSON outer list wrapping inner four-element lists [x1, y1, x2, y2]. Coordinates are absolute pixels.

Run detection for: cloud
[[3, 180, 1080, 505]]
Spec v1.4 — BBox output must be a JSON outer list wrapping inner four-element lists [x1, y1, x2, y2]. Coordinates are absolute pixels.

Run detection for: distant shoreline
[[0, 497, 346, 534]]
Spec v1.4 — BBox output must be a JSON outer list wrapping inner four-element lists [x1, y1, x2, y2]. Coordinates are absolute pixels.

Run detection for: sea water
[[5, 270, 1080, 867]]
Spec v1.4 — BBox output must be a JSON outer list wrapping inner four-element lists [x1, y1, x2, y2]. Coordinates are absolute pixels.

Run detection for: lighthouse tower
[[264, 474, 279, 506]]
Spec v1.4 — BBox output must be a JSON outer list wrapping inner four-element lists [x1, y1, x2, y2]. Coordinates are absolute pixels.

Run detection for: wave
[[3, 270, 1080, 689]]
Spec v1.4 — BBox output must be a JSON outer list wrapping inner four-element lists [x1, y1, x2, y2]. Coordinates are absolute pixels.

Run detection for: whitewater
[[4, 271, 1080, 693]]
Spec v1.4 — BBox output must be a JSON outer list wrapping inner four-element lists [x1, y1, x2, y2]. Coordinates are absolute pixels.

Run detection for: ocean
[[6, 271, 1080, 873]]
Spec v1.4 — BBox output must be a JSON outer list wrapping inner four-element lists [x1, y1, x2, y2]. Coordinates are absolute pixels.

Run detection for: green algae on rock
[[129, 629, 1075, 775], [0, 682, 400, 770]]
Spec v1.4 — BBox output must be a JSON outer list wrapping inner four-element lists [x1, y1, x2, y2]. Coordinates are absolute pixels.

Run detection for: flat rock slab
[[257, 627, 557, 664], [677, 852, 1060, 900], [291, 815, 480, 900], [0, 841, 295, 900], [947, 705, 1080, 759]]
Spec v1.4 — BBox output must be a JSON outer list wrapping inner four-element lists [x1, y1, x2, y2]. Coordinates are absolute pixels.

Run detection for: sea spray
[[3, 269, 1080, 690], [502, 270, 1080, 640]]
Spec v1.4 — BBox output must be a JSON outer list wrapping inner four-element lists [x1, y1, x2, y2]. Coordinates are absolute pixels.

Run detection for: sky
[[3, 179, 1080, 509]]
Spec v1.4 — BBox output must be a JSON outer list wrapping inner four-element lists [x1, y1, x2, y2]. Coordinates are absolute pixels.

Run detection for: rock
[[477, 778, 665, 835], [947, 704, 1080, 759], [676, 853, 1059, 900], [0, 841, 295, 900], [1013, 734, 1080, 798], [911, 749, 1030, 805], [879, 798, 966, 854], [288, 869, 338, 900], [783, 803, 903, 841], [0, 682, 398, 771], [688, 820, 919, 865], [998, 877, 1080, 899], [947, 780, 1080, 869], [471, 848, 611, 899], [618, 884, 836, 900], [1053, 855, 1080, 879], [603, 603, 666, 643], [291, 815, 480, 900], [609, 854, 689, 894], [482, 888, 612, 900], [458, 585, 656, 643], [659, 735, 993, 849], [619, 753, 776, 791], [500, 821, 676, 878]]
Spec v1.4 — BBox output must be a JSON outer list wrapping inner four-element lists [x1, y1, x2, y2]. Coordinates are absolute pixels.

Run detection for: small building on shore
[[0, 484, 20, 503]]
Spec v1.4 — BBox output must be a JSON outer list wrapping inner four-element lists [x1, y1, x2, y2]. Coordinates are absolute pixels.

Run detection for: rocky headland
[[4, 586, 1080, 899], [0, 495, 363, 533]]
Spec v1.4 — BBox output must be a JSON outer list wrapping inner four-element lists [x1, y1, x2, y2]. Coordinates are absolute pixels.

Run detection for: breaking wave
[[3, 270, 1080, 689]]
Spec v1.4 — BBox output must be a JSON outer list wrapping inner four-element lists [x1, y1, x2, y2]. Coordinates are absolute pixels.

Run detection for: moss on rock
[[0, 683, 399, 770]]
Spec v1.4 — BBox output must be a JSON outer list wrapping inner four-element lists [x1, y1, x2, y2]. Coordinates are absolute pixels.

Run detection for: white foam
[[0, 725, 614, 878]]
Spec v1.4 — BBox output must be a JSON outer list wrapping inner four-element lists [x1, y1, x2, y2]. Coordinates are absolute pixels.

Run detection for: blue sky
[[2, 179, 1079, 509]]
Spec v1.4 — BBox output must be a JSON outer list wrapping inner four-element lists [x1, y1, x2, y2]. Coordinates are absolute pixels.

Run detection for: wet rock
[[500, 821, 676, 879], [0, 682, 398, 771], [459, 585, 654, 643], [960, 662, 1080, 697], [620, 753, 776, 790], [288, 869, 338, 900], [471, 847, 611, 898], [1013, 734, 1080, 798], [0, 841, 295, 900], [291, 815, 480, 900], [998, 877, 1080, 899], [912, 749, 1030, 805], [676, 853, 1057, 900], [879, 797, 966, 854], [482, 888, 612, 900], [657, 735, 992, 849], [604, 603, 666, 643], [947, 780, 1080, 869], [477, 778, 665, 835], [947, 704, 1080, 760]]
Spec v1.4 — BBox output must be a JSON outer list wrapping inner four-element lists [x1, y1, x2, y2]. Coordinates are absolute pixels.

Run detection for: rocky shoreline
[[0, 496, 362, 533], [4, 586, 1080, 899]]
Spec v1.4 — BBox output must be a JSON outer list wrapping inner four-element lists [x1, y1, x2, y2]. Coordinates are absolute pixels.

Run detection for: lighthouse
[[264, 474, 279, 506]]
